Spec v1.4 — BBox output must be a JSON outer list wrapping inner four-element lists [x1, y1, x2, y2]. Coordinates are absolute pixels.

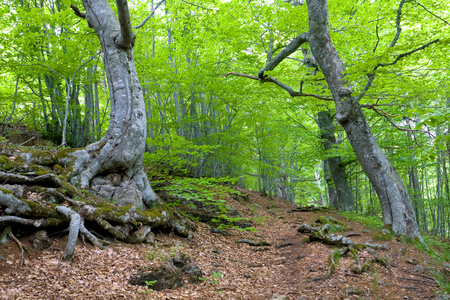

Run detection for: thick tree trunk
[[68, 0, 157, 207], [307, 0, 420, 238], [317, 110, 354, 211]]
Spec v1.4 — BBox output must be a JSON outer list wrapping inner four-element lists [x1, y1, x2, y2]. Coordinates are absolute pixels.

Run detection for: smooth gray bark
[[68, 0, 157, 206], [307, 0, 419, 238]]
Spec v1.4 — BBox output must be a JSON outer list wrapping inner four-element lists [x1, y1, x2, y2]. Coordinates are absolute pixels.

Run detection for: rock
[[170, 254, 191, 268], [28, 230, 50, 250], [169, 254, 203, 284], [271, 293, 287, 300], [113, 184, 143, 207], [129, 263, 184, 291], [144, 232, 155, 244], [413, 265, 426, 273], [343, 286, 363, 295], [182, 264, 203, 284]]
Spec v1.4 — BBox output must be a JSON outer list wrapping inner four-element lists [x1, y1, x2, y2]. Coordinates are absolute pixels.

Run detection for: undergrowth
[[339, 211, 384, 230]]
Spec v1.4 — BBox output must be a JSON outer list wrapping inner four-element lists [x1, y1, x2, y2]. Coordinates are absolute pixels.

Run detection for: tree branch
[[362, 105, 426, 133], [389, 0, 406, 48], [412, 1, 450, 26], [133, 0, 166, 29], [220, 72, 333, 101], [258, 32, 309, 79], [115, 0, 135, 48], [70, 4, 86, 19], [377, 39, 440, 69]]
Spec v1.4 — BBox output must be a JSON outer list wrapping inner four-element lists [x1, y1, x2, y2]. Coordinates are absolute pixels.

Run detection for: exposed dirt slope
[[0, 188, 443, 299]]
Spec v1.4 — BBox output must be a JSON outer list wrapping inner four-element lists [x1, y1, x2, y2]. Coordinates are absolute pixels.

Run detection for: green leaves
[[61, 0, 71, 9]]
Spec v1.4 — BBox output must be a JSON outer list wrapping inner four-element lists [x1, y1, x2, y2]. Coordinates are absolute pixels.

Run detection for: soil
[[0, 189, 444, 299]]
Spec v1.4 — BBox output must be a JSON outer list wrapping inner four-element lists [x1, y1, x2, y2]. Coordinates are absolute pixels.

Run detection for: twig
[[8, 231, 28, 267], [412, 1, 450, 26], [398, 277, 438, 285], [180, 0, 212, 10], [133, 0, 165, 29], [18, 136, 35, 146], [401, 267, 436, 281]]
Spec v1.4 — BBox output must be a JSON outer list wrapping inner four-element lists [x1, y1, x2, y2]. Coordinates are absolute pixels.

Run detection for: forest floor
[[0, 187, 446, 299]]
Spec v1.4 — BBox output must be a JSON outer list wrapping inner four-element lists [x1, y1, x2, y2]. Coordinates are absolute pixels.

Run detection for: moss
[[0, 155, 15, 171], [0, 188, 14, 195], [314, 216, 352, 231], [22, 199, 59, 218], [372, 230, 393, 242], [53, 164, 63, 174]]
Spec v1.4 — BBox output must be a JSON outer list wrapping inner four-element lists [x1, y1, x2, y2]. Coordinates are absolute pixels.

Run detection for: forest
[[0, 0, 450, 298]]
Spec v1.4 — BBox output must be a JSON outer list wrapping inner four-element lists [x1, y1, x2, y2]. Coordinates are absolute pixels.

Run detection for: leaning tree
[[225, 0, 441, 239], [0, 0, 192, 262]]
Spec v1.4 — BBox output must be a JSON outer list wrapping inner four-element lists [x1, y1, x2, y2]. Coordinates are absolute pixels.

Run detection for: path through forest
[[0, 188, 443, 299]]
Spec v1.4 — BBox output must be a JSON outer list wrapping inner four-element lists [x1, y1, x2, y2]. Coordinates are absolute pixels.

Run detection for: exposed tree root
[[8, 229, 29, 267], [298, 217, 389, 276], [0, 149, 194, 263]]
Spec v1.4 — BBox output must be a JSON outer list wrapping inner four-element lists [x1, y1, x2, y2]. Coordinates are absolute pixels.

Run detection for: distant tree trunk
[[307, 0, 420, 238], [317, 110, 354, 211], [67, 0, 157, 206], [323, 159, 338, 207]]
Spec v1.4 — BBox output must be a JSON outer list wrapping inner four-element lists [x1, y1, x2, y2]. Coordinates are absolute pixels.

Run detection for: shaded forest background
[[1, 0, 450, 237]]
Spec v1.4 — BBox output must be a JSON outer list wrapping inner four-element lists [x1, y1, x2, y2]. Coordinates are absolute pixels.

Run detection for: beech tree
[[0, 0, 193, 262], [224, 0, 444, 238], [66, 0, 158, 206]]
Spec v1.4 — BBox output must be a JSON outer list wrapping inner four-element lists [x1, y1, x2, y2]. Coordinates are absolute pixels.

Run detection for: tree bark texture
[[307, 0, 419, 238], [68, 0, 157, 207], [317, 111, 354, 211]]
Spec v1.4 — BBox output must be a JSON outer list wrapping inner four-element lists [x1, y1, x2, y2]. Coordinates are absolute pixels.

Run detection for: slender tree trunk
[[307, 0, 420, 238]]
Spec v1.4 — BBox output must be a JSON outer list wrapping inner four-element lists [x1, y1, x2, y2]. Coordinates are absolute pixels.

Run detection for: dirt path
[[0, 189, 442, 299]]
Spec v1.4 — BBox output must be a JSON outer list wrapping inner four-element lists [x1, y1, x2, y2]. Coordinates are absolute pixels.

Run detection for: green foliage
[[339, 211, 384, 231], [145, 134, 218, 176], [150, 175, 249, 230], [199, 271, 223, 285]]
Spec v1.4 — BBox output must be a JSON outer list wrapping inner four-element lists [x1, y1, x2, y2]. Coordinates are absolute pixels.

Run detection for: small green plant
[[200, 271, 223, 285], [339, 211, 383, 230], [139, 280, 157, 293], [146, 248, 157, 260]]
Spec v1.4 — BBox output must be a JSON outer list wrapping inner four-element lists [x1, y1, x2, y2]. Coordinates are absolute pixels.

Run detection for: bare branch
[[179, 0, 212, 11], [377, 39, 440, 69], [390, 0, 406, 48], [221, 72, 333, 101], [258, 32, 309, 79], [355, 39, 440, 102], [133, 0, 165, 29], [70, 4, 86, 19], [362, 105, 426, 133], [412, 1, 450, 26]]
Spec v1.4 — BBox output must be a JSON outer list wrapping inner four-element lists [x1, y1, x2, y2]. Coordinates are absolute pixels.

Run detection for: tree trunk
[[68, 0, 157, 207], [307, 0, 420, 238], [317, 110, 354, 211]]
